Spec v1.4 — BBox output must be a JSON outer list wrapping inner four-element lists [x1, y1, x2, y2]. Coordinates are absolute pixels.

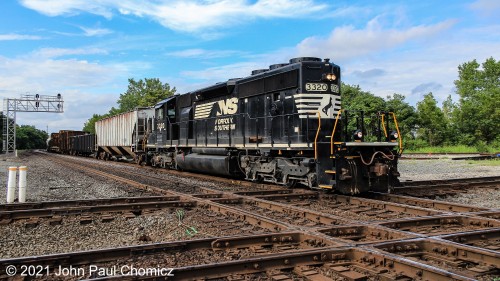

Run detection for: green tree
[[441, 94, 459, 145], [454, 57, 500, 144], [386, 93, 417, 139], [16, 125, 48, 149], [416, 93, 447, 146], [341, 83, 386, 112], [117, 78, 176, 113], [82, 78, 176, 133], [83, 113, 104, 134], [340, 83, 387, 140]]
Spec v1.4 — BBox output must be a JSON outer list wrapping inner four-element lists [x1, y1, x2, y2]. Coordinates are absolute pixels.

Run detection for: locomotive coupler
[[370, 162, 388, 177]]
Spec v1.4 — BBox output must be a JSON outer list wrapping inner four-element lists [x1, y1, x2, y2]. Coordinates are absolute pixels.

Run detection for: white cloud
[[0, 49, 134, 130], [351, 68, 386, 79], [296, 18, 456, 61], [0, 56, 122, 92], [411, 82, 443, 96], [181, 61, 262, 81], [0, 33, 43, 41], [470, 0, 500, 17], [32, 47, 108, 58], [19, 0, 114, 18], [20, 0, 328, 33], [167, 48, 245, 59], [343, 37, 500, 104], [79, 26, 114, 37]]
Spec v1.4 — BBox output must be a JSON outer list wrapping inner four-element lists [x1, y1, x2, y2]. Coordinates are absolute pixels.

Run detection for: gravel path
[[399, 159, 500, 181], [0, 151, 150, 203], [399, 159, 500, 208]]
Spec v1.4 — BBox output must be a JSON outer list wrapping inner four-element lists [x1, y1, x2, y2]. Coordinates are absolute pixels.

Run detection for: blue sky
[[1, 0, 499, 133]]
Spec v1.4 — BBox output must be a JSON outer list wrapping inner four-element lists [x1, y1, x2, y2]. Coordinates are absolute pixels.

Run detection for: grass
[[405, 145, 499, 154]]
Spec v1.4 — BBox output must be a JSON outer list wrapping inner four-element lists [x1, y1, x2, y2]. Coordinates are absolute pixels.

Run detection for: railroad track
[[399, 152, 498, 160], [400, 176, 500, 187], [396, 176, 500, 198], [0, 152, 498, 280]]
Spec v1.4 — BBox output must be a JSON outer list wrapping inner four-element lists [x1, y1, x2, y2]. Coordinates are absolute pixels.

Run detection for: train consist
[[47, 57, 402, 194]]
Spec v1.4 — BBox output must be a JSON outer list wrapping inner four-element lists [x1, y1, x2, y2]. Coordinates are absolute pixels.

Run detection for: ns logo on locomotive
[[57, 57, 402, 195]]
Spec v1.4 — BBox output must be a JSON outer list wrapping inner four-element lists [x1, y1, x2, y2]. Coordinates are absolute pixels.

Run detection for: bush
[[474, 141, 489, 153], [491, 137, 500, 153], [403, 139, 427, 151]]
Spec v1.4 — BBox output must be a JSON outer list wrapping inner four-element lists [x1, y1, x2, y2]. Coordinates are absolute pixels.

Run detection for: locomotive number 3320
[[305, 83, 328, 91]]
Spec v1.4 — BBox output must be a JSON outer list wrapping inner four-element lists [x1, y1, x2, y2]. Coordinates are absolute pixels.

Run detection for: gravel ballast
[[0, 150, 498, 259], [0, 208, 263, 258], [0, 151, 149, 202]]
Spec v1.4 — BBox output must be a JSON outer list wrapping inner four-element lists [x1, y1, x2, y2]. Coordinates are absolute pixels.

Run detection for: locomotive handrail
[[314, 112, 321, 160], [330, 109, 343, 154], [161, 110, 398, 152], [380, 112, 403, 154], [389, 112, 403, 154], [380, 113, 388, 138]]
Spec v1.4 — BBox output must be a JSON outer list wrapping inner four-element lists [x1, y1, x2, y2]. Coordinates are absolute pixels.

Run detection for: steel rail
[[364, 192, 489, 213], [0, 196, 180, 211], [0, 200, 196, 221]]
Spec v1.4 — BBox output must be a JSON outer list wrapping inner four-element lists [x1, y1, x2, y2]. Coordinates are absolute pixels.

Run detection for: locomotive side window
[[156, 108, 163, 119], [167, 106, 175, 118]]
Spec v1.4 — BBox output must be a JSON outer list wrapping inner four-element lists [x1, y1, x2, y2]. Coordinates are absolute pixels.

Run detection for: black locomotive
[[146, 57, 402, 194]]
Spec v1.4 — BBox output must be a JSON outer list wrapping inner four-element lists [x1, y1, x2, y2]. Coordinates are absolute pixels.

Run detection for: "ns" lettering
[[216, 98, 238, 116]]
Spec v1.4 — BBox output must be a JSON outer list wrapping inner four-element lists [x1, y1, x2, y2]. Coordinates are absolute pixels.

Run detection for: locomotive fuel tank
[[175, 153, 236, 176]]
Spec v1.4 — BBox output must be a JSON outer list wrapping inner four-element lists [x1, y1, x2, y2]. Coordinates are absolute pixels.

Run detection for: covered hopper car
[[94, 107, 155, 161]]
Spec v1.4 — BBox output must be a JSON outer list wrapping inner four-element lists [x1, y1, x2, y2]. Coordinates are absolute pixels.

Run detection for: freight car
[[46, 130, 85, 154], [70, 134, 95, 156], [94, 107, 155, 161], [46, 133, 60, 153], [58, 130, 85, 154], [146, 57, 402, 194]]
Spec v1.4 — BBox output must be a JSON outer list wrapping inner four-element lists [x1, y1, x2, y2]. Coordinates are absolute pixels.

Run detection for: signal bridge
[[2, 93, 64, 154]]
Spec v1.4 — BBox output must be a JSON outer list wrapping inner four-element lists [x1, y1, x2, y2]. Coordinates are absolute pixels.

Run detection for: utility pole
[[2, 93, 64, 154]]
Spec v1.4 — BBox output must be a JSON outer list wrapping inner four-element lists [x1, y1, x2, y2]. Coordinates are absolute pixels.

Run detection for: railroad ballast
[[48, 57, 402, 194]]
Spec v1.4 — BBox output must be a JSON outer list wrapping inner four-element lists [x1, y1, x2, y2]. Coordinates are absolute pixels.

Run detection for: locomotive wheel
[[283, 174, 297, 188], [285, 179, 297, 188]]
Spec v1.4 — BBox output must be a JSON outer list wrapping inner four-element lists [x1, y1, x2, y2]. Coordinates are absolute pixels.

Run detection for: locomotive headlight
[[322, 73, 336, 81], [353, 129, 363, 141], [390, 131, 399, 140]]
